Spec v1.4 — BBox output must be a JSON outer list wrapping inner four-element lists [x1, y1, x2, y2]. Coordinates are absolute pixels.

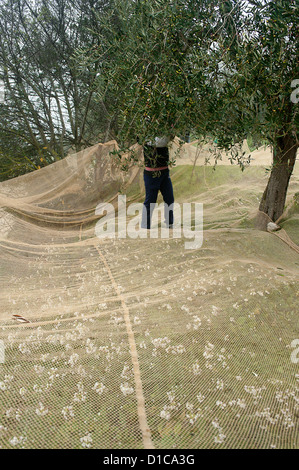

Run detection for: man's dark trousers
[[141, 168, 174, 229]]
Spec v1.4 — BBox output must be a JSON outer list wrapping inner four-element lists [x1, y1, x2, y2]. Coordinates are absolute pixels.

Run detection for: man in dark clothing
[[140, 136, 174, 229]]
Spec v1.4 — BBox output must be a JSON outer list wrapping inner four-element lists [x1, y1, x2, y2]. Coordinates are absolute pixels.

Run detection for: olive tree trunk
[[259, 133, 298, 222]]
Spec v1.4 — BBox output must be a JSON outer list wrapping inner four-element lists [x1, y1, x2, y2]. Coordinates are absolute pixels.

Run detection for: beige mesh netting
[[0, 139, 298, 449]]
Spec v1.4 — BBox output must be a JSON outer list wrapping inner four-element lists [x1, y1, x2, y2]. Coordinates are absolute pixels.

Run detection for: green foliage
[[85, 0, 220, 147], [1, 0, 297, 212], [0, 0, 114, 181], [81, 0, 297, 161], [216, 0, 298, 148]]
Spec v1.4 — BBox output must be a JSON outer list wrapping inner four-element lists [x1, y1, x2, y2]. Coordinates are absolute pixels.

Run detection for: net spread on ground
[[0, 140, 298, 449]]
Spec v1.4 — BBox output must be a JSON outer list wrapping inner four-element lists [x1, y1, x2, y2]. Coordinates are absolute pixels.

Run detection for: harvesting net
[[0, 139, 298, 449]]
